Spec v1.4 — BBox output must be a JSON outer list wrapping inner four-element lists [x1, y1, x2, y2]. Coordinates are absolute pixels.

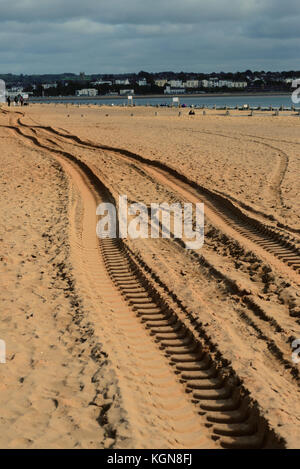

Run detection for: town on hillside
[[1, 70, 299, 98]]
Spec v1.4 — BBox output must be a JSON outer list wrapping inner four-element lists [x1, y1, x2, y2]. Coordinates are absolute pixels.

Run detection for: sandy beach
[[0, 103, 299, 449]]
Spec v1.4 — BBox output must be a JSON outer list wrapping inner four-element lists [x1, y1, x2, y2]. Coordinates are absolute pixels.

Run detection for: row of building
[[6, 75, 299, 98], [75, 88, 137, 97], [156, 79, 247, 95], [91, 78, 248, 89], [5, 86, 29, 99], [74, 78, 249, 97], [155, 79, 248, 89]]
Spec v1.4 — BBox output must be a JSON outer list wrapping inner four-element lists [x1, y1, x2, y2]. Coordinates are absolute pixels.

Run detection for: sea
[[31, 94, 298, 109]]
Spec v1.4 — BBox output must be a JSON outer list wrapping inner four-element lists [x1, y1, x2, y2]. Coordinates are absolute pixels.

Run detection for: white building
[[284, 78, 300, 84], [91, 80, 112, 86], [168, 80, 184, 88], [138, 79, 148, 86], [184, 80, 199, 88], [202, 79, 219, 88], [201, 80, 210, 88], [115, 79, 130, 85], [230, 81, 247, 88], [119, 89, 135, 96], [218, 80, 230, 88], [10, 86, 24, 93], [42, 83, 57, 89], [76, 88, 98, 97], [155, 79, 168, 87], [7, 91, 29, 99], [202, 79, 247, 89], [164, 86, 186, 95]]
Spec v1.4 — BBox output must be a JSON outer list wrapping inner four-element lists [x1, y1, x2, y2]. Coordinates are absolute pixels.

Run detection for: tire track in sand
[[185, 127, 290, 214], [8, 121, 217, 449], [26, 122, 300, 282], [61, 155, 216, 449], [8, 119, 285, 449]]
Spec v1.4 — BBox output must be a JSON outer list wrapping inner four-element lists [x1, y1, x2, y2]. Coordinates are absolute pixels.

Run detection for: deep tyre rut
[[100, 238, 283, 449], [20, 120, 300, 278], [7, 113, 287, 449]]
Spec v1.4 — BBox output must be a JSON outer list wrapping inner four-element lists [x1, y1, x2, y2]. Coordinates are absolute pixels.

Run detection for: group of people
[[7, 95, 24, 107]]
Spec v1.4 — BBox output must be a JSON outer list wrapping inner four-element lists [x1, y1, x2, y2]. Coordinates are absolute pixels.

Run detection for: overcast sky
[[0, 0, 299, 74]]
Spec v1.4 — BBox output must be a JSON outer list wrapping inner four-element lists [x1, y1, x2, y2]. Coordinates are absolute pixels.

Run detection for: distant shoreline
[[30, 92, 291, 101]]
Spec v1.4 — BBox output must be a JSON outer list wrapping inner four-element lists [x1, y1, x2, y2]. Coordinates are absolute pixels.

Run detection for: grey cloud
[[0, 0, 299, 73], [245, 16, 300, 39], [0, 0, 258, 24]]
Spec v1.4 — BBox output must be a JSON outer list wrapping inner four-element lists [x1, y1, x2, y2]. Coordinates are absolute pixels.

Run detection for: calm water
[[32, 94, 296, 109]]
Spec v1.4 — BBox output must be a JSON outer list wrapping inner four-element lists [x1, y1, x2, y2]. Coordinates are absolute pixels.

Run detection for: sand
[[26, 104, 300, 229], [0, 103, 299, 449], [0, 117, 133, 449]]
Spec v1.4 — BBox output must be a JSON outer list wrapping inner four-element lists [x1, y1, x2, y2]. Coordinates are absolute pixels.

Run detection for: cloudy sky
[[0, 0, 299, 74]]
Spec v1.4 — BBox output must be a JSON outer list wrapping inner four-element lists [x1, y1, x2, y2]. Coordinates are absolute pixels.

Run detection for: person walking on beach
[[20, 96, 24, 106], [7, 96, 11, 107]]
